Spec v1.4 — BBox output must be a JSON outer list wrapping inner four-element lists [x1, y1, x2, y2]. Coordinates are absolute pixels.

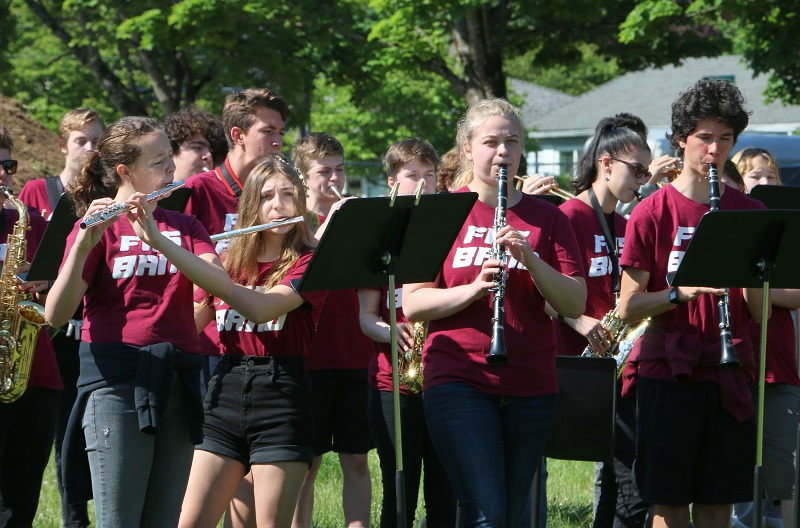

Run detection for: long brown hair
[[224, 155, 314, 289], [71, 116, 162, 215]]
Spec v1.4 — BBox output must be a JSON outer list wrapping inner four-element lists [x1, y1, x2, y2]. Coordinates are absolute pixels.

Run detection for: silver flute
[[80, 181, 186, 229], [209, 216, 305, 242]]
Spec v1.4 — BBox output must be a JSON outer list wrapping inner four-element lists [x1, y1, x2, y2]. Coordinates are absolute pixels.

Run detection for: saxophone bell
[[0, 187, 47, 403]]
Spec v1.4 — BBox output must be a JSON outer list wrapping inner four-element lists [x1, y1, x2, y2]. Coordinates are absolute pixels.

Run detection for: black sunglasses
[[0, 160, 18, 175], [609, 156, 650, 180]]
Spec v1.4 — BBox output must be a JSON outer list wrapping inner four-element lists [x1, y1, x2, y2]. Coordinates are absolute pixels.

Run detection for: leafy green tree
[[618, 0, 800, 104], [362, 0, 646, 106]]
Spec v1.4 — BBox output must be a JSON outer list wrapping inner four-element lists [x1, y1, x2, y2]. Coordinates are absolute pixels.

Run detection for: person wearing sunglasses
[[618, 78, 767, 528], [0, 124, 62, 526], [542, 120, 651, 528], [16, 108, 104, 528]]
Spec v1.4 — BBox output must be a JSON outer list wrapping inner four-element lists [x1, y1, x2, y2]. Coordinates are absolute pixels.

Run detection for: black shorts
[[199, 355, 315, 468], [309, 369, 372, 455], [635, 377, 756, 505]]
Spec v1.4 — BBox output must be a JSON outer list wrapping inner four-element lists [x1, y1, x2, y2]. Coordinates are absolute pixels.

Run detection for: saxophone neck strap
[[588, 187, 619, 295]]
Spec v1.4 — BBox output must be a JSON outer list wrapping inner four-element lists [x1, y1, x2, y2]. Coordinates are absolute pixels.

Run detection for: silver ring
[[592, 333, 598, 339]]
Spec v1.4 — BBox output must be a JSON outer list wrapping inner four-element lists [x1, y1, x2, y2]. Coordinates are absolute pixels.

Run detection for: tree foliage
[[619, 0, 800, 105]]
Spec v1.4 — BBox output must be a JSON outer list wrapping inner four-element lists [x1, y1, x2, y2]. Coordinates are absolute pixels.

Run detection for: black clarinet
[[487, 165, 510, 365], [707, 163, 740, 369]]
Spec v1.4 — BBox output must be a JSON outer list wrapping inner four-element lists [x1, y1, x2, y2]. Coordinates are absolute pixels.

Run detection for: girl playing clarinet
[[402, 99, 586, 527]]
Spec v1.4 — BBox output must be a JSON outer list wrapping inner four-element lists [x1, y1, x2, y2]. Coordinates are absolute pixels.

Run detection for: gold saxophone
[[0, 187, 47, 403], [580, 305, 649, 378], [398, 321, 427, 393]]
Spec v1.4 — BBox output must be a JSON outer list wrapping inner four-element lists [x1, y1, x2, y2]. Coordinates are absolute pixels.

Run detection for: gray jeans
[[83, 377, 194, 527]]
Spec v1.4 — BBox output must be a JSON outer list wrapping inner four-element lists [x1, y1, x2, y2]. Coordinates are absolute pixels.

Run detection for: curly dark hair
[[667, 78, 751, 156], [165, 105, 228, 167]]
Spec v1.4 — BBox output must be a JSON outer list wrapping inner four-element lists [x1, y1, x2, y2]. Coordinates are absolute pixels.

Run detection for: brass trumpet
[[330, 185, 344, 200], [514, 175, 575, 200]]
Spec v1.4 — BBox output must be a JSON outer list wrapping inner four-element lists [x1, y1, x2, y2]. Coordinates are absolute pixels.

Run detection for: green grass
[[35, 451, 594, 527]]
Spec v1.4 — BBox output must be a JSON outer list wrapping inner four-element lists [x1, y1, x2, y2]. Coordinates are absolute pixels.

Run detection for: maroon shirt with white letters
[[212, 252, 327, 357], [62, 207, 215, 352], [418, 188, 584, 396], [554, 198, 626, 356], [620, 185, 765, 421]]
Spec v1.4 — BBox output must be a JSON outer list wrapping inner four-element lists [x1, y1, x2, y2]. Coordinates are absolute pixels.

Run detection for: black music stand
[[749, 184, 800, 210], [296, 192, 477, 527], [670, 209, 800, 528], [529, 356, 617, 527], [747, 184, 800, 526], [26, 193, 78, 281]]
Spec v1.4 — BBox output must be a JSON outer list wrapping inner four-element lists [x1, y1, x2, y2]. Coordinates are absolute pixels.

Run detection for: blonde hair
[[732, 147, 781, 185], [452, 99, 525, 189], [224, 155, 314, 289], [59, 109, 104, 148]]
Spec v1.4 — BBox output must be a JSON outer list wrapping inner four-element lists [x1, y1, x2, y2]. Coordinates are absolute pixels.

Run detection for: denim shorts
[[200, 355, 315, 468]]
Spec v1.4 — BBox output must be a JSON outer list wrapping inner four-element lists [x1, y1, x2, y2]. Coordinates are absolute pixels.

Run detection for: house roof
[[529, 55, 800, 138], [509, 78, 576, 126]]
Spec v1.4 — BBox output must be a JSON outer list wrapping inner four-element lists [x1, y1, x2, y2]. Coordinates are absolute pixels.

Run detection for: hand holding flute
[[80, 181, 185, 229]]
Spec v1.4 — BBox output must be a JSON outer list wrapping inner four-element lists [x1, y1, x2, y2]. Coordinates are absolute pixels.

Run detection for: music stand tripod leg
[[387, 272, 407, 528], [753, 264, 771, 528]]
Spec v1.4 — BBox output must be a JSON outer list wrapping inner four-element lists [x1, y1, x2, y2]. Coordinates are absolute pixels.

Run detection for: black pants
[[0, 387, 59, 528], [368, 387, 456, 528], [52, 332, 90, 528], [593, 392, 649, 528]]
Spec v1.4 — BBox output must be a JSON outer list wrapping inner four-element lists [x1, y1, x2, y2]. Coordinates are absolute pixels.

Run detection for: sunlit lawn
[[36, 450, 593, 527]]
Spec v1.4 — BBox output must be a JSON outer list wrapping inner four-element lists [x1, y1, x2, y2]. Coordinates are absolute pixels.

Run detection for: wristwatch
[[668, 286, 685, 305]]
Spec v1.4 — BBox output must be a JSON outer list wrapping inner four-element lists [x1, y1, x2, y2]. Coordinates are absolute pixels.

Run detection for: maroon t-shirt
[[306, 213, 375, 371], [554, 199, 626, 357], [306, 288, 375, 370], [749, 306, 800, 387], [183, 166, 239, 254], [212, 252, 327, 357], [1, 208, 61, 390], [18, 178, 56, 220], [183, 161, 240, 355], [419, 189, 584, 396], [620, 184, 765, 421], [63, 208, 215, 353]]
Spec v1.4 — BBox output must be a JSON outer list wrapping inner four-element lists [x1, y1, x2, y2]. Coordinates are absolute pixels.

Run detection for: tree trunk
[[24, 0, 148, 116], [451, 2, 508, 106]]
